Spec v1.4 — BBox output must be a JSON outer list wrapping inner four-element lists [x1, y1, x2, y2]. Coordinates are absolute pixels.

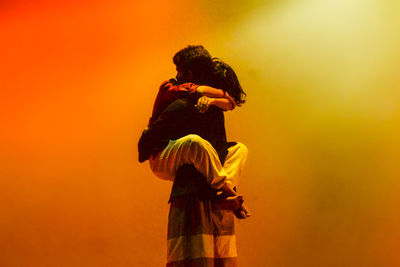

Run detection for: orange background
[[1, 0, 400, 266]]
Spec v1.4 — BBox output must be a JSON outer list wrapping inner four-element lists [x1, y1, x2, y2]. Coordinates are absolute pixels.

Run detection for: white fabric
[[149, 134, 247, 189], [224, 142, 248, 187]]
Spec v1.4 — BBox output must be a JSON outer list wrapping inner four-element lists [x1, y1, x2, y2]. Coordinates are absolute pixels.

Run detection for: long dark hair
[[212, 58, 246, 106]]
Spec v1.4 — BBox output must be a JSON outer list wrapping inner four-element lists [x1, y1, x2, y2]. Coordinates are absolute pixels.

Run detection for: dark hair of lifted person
[[212, 58, 246, 106]]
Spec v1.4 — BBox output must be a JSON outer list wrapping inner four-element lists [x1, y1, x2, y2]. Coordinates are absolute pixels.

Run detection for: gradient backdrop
[[1, 0, 400, 266]]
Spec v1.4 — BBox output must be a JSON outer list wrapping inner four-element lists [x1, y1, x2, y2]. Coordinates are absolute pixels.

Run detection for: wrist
[[210, 98, 216, 106]]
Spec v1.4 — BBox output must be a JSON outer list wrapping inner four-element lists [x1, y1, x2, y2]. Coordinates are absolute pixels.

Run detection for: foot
[[233, 203, 251, 219], [215, 195, 251, 219], [215, 195, 243, 211]]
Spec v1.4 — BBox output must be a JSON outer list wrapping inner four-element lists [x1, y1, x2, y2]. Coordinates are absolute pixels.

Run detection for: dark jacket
[[138, 97, 228, 164], [138, 97, 229, 201]]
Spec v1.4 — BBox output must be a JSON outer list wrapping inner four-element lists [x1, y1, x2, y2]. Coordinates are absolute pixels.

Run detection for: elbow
[[196, 86, 206, 95], [138, 146, 151, 163], [138, 154, 147, 163], [229, 101, 236, 111]]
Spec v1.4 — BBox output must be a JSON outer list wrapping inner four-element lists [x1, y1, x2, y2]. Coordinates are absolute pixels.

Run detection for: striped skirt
[[167, 194, 238, 267]]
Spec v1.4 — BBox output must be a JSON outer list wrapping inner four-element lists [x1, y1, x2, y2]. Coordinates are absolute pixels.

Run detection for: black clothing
[[138, 97, 228, 164], [138, 97, 229, 201]]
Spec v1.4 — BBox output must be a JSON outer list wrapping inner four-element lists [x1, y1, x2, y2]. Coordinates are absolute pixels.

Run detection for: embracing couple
[[139, 45, 250, 267]]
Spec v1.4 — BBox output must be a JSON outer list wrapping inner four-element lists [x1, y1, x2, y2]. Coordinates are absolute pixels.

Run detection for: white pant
[[149, 134, 248, 189]]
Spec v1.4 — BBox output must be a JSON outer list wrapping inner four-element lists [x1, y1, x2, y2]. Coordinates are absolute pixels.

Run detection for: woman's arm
[[196, 86, 236, 109], [196, 96, 233, 113]]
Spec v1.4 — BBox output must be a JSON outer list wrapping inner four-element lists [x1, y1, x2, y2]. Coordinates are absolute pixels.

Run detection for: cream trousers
[[149, 134, 248, 189]]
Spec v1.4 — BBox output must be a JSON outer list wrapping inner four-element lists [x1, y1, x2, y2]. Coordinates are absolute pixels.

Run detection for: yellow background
[[1, 0, 400, 266]]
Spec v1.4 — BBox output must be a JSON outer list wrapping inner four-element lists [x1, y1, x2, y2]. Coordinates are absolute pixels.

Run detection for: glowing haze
[[1, 0, 400, 266]]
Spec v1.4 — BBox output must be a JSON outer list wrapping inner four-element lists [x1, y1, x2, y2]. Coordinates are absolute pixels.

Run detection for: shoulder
[[159, 79, 199, 93], [159, 79, 176, 91]]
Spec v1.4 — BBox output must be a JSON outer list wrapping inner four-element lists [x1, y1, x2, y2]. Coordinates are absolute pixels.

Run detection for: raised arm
[[196, 96, 233, 113], [196, 86, 236, 109]]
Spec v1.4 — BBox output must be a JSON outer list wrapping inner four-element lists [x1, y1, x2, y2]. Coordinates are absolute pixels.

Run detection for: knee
[[180, 134, 203, 146], [236, 142, 249, 157]]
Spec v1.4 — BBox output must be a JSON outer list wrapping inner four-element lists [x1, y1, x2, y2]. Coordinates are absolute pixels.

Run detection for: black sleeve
[[138, 98, 191, 162]]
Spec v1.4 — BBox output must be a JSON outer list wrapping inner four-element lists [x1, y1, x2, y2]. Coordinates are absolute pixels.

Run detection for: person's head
[[212, 58, 246, 106], [173, 45, 214, 84]]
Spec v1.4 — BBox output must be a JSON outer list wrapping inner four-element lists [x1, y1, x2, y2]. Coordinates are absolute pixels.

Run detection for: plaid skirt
[[167, 194, 238, 267]]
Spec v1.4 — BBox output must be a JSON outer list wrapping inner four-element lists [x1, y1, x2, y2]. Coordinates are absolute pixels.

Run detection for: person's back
[[138, 96, 227, 162]]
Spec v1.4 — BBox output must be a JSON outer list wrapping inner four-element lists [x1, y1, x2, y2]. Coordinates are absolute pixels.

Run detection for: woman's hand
[[195, 96, 215, 113]]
